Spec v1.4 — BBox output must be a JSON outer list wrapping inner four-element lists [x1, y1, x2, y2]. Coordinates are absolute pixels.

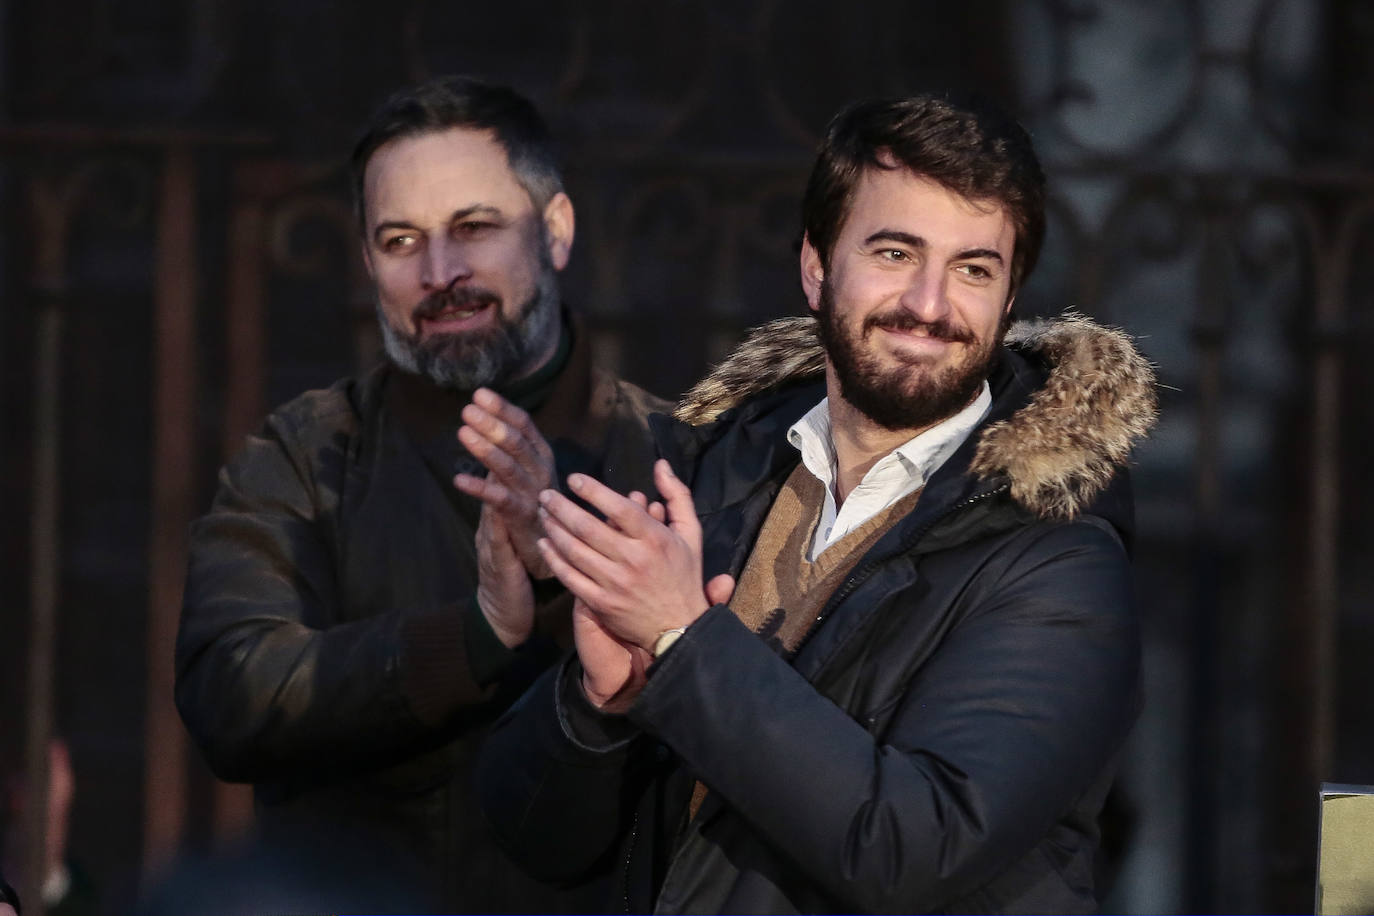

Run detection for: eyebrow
[[864, 230, 926, 250], [863, 230, 1005, 265], [371, 205, 505, 245]]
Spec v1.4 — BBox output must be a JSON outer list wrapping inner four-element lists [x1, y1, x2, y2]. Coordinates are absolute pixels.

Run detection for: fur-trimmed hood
[[674, 313, 1157, 520]]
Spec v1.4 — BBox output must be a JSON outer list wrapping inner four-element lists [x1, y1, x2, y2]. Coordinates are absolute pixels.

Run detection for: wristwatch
[[651, 625, 688, 659]]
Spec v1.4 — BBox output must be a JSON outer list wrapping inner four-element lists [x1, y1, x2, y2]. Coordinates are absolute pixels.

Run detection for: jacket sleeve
[[475, 655, 651, 884], [174, 404, 513, 784], [628, 518, 1140, 913]]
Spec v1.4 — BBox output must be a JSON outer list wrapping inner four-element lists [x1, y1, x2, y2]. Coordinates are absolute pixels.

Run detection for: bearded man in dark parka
[[475, 92, 1157, 914]]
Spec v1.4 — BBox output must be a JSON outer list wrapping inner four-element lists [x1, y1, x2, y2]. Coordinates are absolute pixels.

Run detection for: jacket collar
[[671, 312, 1157, 522]]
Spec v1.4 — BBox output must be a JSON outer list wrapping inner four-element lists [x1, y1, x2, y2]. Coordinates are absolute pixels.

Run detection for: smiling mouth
[[868, 317, 975, 347], [882, 325, 948, 337], [428, 303, 489, 321], [419, 304, 491, 332], [413, 290, 500, 337], [877, 325, 957, 351]]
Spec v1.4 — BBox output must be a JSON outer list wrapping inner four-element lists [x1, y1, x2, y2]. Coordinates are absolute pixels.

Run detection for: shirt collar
[[786, 381, 992, 493]]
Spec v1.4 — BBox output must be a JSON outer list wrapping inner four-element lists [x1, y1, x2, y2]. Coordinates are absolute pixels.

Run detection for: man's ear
[[800, 234, 825, 313], [543, 192, 575, 271], [998, 292, 1018, 336]]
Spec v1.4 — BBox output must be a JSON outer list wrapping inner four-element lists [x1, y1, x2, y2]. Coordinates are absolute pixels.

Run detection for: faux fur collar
[[674, 313, 1157, 519]]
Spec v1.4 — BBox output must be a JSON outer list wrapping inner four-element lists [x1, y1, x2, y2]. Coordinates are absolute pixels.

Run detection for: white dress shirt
[[786, 383, 992, 560]]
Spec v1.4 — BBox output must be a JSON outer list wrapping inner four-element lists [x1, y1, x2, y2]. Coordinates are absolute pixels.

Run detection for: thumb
[[704, 573, 735, 606], [481, 507, 514, 554]]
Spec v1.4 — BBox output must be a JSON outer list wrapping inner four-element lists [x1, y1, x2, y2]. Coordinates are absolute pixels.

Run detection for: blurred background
[[1, 0, 1371, 912]]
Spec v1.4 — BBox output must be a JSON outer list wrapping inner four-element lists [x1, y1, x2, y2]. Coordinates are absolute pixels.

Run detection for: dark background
[[2, 1, 1372, 912]]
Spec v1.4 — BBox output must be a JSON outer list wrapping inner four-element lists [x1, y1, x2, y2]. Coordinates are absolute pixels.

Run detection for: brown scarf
[[688, 463, 922, 818]]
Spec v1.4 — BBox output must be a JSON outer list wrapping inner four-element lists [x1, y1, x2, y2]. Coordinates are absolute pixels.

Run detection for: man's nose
[[420, 237, 473, 291], [898, 266, 951, 321]]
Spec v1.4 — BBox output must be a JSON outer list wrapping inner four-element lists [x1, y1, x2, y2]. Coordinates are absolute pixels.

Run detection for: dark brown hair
[[802, 93, 1046, 299], [350, 75, 563, 233]]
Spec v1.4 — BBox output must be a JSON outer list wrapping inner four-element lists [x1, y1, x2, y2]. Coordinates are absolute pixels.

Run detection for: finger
[[538, 488, 638, 559], [647, 501, 666, 524], [473, 479, 550, 576], [457, 424, 540, 494], [564, 473, 655, 537], [572, 597, 596, 626], [476, 506, 508, 562], [572, 598, 622, 643], [471, 388, 555, 477], [454, 472, 518, 512], [619, 492, 649, 533], [473, 388, 555, 465], [538, 538, 610, 609], [654, 460, 701, 542], [705, 573, 736, 606], [483, 509, 519, 560], [459, 403, 532, 468], [538, 505, 630, 587], [629, 644, 654, 670]]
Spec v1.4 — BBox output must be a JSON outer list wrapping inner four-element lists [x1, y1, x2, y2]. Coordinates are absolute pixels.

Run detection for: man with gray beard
[[173, 76, 665, 913]]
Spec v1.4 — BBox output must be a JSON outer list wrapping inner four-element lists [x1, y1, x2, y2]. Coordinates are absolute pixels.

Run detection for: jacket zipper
[[793, 482, 1010, 657]]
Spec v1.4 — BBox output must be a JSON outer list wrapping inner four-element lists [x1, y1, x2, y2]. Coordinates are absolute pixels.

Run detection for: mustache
[[862, 311, 976, 344], [412, 286, 501, 322]]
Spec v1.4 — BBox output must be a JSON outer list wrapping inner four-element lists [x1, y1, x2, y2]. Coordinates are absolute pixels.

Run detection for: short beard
[[816, 278, 1003, 431], [378, 243, 561, 391]]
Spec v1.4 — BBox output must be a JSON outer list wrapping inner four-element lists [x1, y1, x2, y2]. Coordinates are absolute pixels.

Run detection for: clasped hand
[[456, 389, 557, 648], [458, 392, 734, 707], [537, 459, 734, 709], [454, 388, 556, 580]]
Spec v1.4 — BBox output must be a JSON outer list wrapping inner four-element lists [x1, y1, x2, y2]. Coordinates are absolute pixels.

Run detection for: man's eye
[[382, 235, 416, 251], [455, 221, 494, 235], [958, 264, 992, 279], [881, 249, 908, 262]]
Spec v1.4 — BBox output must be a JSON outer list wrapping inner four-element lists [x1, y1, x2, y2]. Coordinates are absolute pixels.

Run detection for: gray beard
[[378, 263, 561, 391]]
